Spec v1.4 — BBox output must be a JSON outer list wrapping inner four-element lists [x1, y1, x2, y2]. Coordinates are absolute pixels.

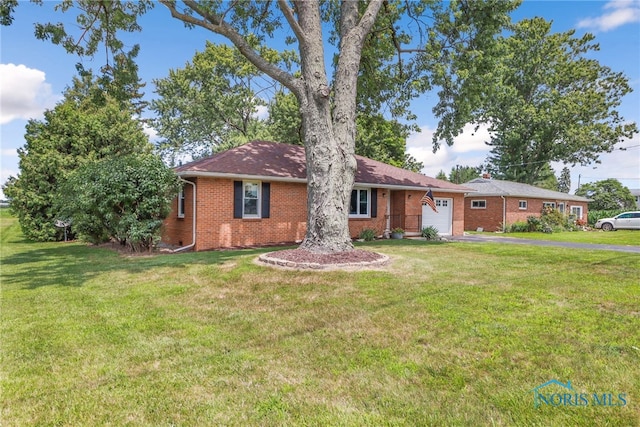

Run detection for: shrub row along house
[[161, 141, 590, 251]]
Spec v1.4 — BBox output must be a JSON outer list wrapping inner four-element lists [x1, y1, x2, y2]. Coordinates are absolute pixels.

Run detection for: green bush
[[57, 154, 180, 251], [526, 216, 541, 232], [507, 222, 529, 233], [421, 225, 439, 240], [588, 209, 625, 226], [359, 228, 376, 241]]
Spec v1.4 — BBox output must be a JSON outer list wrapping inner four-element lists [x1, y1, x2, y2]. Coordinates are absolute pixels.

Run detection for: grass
[[2, 213, 639, 426], [475, 229, 640, 246]]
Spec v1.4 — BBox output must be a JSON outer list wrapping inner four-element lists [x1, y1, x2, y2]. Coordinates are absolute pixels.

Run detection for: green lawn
[[476, 229, 640, 246], [2, 214, 639, 426]]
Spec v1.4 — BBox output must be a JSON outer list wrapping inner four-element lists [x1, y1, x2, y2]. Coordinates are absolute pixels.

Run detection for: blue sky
[[1, 0, 639, 199]]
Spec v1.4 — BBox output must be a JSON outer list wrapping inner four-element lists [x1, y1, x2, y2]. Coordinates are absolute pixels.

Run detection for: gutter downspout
[[501, 196, 506, 232], [173, 177, 196, 253]]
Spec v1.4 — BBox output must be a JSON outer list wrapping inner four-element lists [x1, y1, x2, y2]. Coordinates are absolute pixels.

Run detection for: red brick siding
[[162, 178, 394, 250], [388, 190, 465, 236], [464, 196, 589, 232]]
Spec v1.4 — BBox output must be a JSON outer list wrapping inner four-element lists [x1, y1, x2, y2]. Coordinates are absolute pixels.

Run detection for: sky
[[1, 0, 639, 200]]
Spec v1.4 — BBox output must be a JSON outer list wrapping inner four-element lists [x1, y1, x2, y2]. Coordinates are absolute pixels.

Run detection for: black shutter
[[233, 181, 243, 218], [261, 182, 270, 218], [371, 188, 377, 218]]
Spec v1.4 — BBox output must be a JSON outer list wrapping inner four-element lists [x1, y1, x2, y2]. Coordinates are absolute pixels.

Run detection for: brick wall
[[162, 178, 391, 251], [388, 190, 465, 235], [464, 196, 589, 232]]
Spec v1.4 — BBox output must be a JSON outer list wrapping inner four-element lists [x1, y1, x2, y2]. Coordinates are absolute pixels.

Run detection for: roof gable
[[176, 140, 472, 192], [464, 178, 590, 202]]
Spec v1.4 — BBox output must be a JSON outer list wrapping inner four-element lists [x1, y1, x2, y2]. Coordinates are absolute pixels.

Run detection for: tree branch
[[158, 0, 302, 97]]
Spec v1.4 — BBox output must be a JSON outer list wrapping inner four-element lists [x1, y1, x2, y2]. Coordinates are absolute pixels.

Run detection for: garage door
[[422, 198, 452, 235]]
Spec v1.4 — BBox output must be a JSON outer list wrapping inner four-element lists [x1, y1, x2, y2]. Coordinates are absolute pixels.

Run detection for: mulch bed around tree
[[257, 248, 389, 270]]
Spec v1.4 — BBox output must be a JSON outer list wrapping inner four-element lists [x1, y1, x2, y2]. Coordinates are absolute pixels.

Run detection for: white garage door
[[422, 198, 453, 235]]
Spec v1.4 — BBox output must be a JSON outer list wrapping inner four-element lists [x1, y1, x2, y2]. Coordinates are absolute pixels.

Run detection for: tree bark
[[160, 0, 383, 253]]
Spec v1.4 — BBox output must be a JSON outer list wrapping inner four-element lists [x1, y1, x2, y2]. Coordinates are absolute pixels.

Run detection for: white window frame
[[558, 202, 565, 213], [471, 200, 486, 209], [178, 189, 185, 218], [243, 180, 261, 218], [349, 188, 370, 218], [543, 201, 556, 209], [518, 200, 527, 210], [570, 205, 583, 220]]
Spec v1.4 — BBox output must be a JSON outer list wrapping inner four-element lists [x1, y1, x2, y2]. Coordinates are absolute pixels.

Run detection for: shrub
[[57, 154, 180, 251], [507, 222, 529, 233], [359, 228, 376, 241], [421, 225, 439, 240], [526, 216, 542, 232]]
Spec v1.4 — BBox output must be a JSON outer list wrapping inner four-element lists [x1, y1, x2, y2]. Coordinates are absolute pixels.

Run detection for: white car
[[595, 211, 640, 231]]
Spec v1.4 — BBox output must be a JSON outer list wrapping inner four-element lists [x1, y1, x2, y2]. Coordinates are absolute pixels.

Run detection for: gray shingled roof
[[463, 178, 591, 202], [176, 140, 472, 192]]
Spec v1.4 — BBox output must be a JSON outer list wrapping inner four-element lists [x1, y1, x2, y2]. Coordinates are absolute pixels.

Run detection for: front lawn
[[476, 229, 640, 246], [2, 214, 639, 426]]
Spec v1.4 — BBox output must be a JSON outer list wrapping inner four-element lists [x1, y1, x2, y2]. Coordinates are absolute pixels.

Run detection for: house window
[[471, 200, 486, 209], [349, 188, 370, 218], [570, 206, 583, 219], [437, 199, 448, 207], [243, 181, 260, 218], [543, 202, 556, 209], [558, 203, 565, 213], [519, 200, 527, 210], [178, 189, 185, 218]]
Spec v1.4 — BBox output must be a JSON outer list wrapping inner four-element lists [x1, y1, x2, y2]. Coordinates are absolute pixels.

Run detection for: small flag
[[421, 189, 438, 213]]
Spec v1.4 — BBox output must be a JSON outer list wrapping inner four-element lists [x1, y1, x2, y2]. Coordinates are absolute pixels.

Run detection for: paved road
[[449, 234, 640, 254]]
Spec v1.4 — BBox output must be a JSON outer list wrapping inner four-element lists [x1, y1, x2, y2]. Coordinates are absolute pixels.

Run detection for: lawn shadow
[[1, 242, 276, 290]]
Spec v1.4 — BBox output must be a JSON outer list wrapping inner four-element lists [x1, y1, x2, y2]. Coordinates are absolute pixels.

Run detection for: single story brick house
[[162, 140, 472, 251], [463, 177, 591, 232]]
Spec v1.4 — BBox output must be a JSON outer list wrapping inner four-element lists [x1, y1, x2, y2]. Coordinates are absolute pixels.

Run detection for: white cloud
[[0, 64, 59, 124], [142, 122, 159, 142], [577, 0, 640, 32], [254, 104, 269, 120], [407, 124, 492, 178]]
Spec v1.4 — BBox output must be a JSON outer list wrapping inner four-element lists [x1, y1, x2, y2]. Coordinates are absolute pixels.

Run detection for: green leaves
[[3, 90, 151, 242], [575, 179, 636, 211], [481, 17, 638, 184], [58, 154, 180, 250], [151, 41, 280, 162]]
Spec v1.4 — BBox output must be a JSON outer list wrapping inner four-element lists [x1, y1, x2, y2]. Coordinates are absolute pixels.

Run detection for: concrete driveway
[[449, 234, 640, 254]]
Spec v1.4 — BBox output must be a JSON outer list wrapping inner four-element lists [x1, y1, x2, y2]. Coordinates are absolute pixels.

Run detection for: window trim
[[242, 180, 261, 219], [518, 200, 528, 210], [570, 205, 583, 219], [558, 202, 565, 213], [543, 201, 556, 209], [177, 189, 185, 218], [349, 188, 371, 218], [471, 200, 486, 209]]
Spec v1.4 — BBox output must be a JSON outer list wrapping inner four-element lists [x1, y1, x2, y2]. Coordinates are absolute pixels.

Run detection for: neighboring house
[[630, 189, 640, 209], [162, 140, 472, 251], [463, 177, 590, 232]]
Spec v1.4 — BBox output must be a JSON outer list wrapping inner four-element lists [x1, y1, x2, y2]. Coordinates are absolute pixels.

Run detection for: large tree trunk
[[294, 1, 380, 253], [298, 98, 357, 253], [160, 0, 382, 253]]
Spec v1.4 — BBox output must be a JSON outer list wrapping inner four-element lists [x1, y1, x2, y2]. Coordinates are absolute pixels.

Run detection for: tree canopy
[[4, 0, 520, 253], [2, 84, 151, 241], [575, 179, 636, 211], [478, 18, 638, 185], [151, 41, 288, 163]]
